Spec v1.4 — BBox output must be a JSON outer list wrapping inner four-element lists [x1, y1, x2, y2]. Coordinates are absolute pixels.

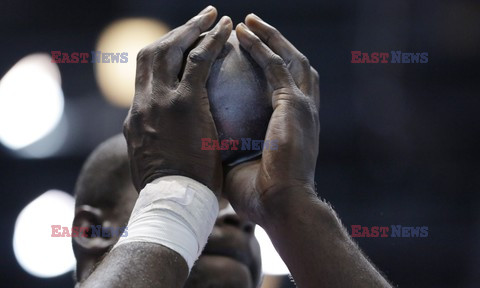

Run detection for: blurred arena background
[[0, 0, 479, 287]]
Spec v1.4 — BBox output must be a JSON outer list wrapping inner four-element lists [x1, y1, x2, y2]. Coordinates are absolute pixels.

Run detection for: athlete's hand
[[123, 6, 232, 195], [225, 14, 320, 226]]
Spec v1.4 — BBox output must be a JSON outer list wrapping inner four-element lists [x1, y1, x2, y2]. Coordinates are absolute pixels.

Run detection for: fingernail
[[220, 16, 231, 26], [249, 13, 262, 21], [238, 23, 247, 30], [239, 23, 254, 35], [213, 16, 228, 32], [200, 5, 214, 15]]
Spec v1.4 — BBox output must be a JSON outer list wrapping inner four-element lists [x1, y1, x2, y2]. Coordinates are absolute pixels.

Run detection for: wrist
[[259, 186, 342, 236], [115, 175, 219, 271], [141, 167, 221, 196], [257, 185, 313, 226]]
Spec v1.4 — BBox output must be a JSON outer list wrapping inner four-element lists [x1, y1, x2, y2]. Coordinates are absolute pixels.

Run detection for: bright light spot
[[17, 115, 68, 159], [0, 54, 64, 150], [13, 190, 75, 278], [255, 225, 290, 275], [95, 18, 169, 107]]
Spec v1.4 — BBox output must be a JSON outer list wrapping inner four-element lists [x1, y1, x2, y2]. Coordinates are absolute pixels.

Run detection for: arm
[[79, 6, 231, 287], [226, 14, 391, 287], [81, 243, 188, 288], [262, 189, 391, 287]]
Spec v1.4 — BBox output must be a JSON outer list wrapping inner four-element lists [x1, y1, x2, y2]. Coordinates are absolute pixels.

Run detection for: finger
[[135, 44, 157, 93], [135, 6, 217, 91], [311, 67, 320, 111], [181, 16, 233, 89], [310, 67, 320, 136], [236, 23, 295, 93], [245, 13, 311, 94], [149, 6, 217, 86]]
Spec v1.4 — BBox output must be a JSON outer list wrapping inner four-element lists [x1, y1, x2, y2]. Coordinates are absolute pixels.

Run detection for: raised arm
[[80, 6, 231, 287], [225, 14, 391, 288]]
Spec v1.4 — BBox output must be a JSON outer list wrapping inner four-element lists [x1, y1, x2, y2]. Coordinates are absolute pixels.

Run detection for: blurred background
[[0, 0, 479, 287]]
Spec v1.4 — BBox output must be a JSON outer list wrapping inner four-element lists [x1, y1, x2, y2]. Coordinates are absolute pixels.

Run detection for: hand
[[225, 14, 320, 226], [123, 6, 233, 195]]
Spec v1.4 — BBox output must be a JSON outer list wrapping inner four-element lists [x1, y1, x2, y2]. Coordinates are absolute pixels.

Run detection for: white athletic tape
[[113, 175, 219, 270]]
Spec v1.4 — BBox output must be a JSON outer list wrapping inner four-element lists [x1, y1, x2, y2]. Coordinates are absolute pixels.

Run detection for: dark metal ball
[[198, 32, 273, 166]]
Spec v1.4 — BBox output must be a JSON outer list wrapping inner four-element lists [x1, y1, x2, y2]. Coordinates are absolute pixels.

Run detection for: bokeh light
[[0, 54, 64, 150], [95, 18, 169, 107], [255, 225, 290, 275], [13, 190, 75, 278]]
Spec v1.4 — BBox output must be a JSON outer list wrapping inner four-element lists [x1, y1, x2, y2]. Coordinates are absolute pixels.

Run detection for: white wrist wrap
[[112, 175, 219, 270]]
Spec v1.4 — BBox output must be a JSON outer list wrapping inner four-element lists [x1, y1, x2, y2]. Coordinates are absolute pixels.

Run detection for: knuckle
[[308, 98, 319, 116], [272, 88, 298, 104], [265, 28, 281, 45], [271, 27, 281, 37], [152, 41, 172, 60], [122, 119, 132, 139], [188, 47, 211, 64], [136, 47, 150, 63], [123, 107, 142, 135], [122, 117, 130, 134], [265, 54, 286, 70], [311, 67, 319, 80], [248, 36, 264, 51], [208, 28, 224, 41], [168, 26, 181, 35], [297, 54, 310, 70], [129, 98, 151, 119], [275, 89, 314, 111]]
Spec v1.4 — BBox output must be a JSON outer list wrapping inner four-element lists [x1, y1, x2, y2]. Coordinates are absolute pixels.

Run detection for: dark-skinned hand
[[123, 6, 232, 195], [225, 14, 320, 226]]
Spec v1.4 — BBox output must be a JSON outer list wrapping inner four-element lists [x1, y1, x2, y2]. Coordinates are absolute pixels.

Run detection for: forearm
[[262, 190, 391, 288], [80, 242, 188, 288]]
